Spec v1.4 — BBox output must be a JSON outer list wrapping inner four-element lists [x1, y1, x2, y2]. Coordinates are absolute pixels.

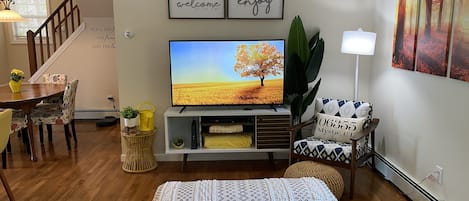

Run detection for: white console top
[[164, 106, 291, 117]]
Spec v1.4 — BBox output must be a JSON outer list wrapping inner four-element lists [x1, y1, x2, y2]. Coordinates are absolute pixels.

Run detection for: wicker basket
[[121, 130, 157, 173]]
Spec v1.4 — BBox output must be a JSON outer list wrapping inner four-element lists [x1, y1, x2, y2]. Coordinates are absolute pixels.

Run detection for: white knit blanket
[[153, 177, 337, 201]]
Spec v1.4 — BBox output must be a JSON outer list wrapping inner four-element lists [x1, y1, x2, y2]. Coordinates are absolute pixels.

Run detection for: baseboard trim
[[375, 153, 441, 201], [75, 109, 118, 119]]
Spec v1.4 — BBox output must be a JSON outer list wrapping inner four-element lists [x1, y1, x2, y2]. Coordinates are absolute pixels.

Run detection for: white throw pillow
[[313, 113, 366, 143]]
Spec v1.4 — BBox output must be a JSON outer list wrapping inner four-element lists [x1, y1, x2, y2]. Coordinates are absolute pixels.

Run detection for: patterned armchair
[[289, 98, 380, 199], [32, 80, 78, 150]]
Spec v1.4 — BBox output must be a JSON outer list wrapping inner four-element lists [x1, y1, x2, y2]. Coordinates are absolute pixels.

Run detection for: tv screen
[[169, 40, 285, 106]]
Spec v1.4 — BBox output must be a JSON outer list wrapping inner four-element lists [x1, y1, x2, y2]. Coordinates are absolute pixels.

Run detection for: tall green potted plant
[[284, 15, 325, 127]]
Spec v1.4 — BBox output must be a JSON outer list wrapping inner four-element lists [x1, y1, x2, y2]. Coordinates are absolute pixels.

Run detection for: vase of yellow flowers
[[9, 68, 24, 93]]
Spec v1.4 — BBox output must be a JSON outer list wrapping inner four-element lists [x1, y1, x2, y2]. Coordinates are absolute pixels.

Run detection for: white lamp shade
[[341, 28, 376, 55], [0, 9, 25, 22]]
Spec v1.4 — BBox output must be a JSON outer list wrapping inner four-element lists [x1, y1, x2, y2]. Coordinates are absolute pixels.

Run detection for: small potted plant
[[172, 137, 184, 149], [120, 106, 139, 128]]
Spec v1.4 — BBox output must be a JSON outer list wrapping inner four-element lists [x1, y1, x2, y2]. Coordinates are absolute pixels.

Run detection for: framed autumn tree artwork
[[392, 0, 455, 76], [415, 0, 454, 76], [392, 0, 420, 71], [450, 0, 469, 82]]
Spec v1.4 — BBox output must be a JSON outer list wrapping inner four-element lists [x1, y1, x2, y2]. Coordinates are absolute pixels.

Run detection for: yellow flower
[[10, 68, 25, 82]]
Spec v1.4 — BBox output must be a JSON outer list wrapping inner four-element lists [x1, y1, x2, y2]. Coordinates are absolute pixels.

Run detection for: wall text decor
[[168, 0, 225, 19], [227, 0, 284, 19]]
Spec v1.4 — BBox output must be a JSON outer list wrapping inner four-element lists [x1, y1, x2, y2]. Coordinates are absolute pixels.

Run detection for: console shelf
[[164, 107, 291, 169]]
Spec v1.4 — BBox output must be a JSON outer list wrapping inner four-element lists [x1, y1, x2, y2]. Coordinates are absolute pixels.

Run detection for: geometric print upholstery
[[32, 80, 78, 125], [293, 137, 368, 164], [315, 98, 372, 119]]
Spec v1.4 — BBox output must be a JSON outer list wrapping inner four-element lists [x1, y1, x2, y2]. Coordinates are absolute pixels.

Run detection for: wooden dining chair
[[0, 109, 16, 200], [37, 73, 68, 144], [32, 80, 79, 150]]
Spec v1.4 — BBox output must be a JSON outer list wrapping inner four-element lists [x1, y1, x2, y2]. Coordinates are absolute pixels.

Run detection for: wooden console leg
[[182, 154, 188, 172], [268, 152, 274, 168]]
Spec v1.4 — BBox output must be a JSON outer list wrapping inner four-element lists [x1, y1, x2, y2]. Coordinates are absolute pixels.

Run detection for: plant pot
[[9, 80, 22, 93], [172, 142, 184, 149], [123, 117, 137, 128]]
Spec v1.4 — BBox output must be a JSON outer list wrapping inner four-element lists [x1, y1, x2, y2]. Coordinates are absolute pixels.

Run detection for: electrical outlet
[[431, 165, 443, 184]]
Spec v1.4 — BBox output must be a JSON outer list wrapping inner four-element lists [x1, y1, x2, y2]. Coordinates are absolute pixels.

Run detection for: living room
[[1, 0, 467, 200]]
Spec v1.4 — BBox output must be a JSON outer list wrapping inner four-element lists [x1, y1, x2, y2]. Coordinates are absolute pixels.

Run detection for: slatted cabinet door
[[256, 115, 291, 149]]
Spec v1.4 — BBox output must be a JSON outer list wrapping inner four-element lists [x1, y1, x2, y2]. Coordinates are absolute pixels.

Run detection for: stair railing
[[27, 0, 81, 75]]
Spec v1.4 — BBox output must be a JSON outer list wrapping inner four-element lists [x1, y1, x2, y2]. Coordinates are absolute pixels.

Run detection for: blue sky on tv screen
[[170, 40, 284, 84]]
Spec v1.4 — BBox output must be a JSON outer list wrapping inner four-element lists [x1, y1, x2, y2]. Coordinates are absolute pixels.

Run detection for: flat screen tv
[[169, 39, 285, 107]]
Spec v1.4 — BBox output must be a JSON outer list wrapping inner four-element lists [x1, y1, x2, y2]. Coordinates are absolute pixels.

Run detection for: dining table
[[0, 83, 65, 161]]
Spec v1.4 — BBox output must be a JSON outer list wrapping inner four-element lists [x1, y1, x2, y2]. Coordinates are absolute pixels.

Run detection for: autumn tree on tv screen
[[234, 43, 283, 87]]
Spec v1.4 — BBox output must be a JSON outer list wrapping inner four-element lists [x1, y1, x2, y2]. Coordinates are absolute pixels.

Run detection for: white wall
[[113, 0, 375, 155], [43, 17, 118, 113], [77, 0, 113, 17], [371, 1, 468, 200], [0, 25, 8, 84]]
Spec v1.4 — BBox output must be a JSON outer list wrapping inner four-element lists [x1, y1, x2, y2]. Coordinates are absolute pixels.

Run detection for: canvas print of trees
[[393, 0, 420, 70], [393, 0, 459, 77], [450, 0, 469, 82], [415, 0, 454, 76]]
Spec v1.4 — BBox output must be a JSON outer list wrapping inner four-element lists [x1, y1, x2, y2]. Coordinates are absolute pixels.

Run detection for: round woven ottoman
[[284, 161, 344, 199]]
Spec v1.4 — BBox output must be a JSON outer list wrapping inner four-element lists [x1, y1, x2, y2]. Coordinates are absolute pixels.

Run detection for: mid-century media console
[[164, 107, 291, 169]]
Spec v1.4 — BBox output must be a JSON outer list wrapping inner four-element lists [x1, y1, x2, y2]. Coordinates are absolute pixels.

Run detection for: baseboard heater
[[375, 153, 439, 201]]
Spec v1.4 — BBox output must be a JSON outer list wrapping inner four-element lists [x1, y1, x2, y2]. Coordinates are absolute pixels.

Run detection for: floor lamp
[[341, 28, 376, 100], [0, 0, 24, 22]]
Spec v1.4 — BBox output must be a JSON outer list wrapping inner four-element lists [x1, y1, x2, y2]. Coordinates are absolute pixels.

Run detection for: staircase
[[26, 0, 82, 76]]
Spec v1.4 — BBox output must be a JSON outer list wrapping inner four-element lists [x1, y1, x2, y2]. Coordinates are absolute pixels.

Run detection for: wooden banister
[[27, 0, 81, 76]]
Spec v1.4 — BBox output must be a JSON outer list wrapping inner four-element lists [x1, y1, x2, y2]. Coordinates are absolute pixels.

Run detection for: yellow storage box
[[204, 134, 252, 149]]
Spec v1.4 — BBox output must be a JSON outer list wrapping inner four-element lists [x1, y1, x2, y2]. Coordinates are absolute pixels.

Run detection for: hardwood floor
[[0, 120, 409, 201]]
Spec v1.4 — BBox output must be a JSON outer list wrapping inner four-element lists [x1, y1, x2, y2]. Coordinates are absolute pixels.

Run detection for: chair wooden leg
[[64, 125, 71, 150], [350, 140, 357, 199], [71, 119, 77, 143], [46, 124, 53, 142], [38, 124, 44, 145], [6, 138, 11, 153], [350, 167, 356, 199], [20, 129, 30, 154], [371, 130, 376, 170], [1, 151, 6, 169], [0, 169, 15, 201]]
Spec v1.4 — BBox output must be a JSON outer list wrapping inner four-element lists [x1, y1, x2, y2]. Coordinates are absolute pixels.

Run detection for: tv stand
[[164, 107, 291, 171]]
